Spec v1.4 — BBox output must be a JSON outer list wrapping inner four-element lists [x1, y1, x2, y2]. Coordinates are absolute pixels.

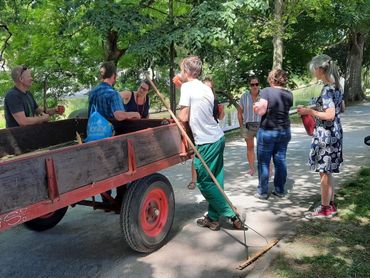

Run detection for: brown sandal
[[187, 181, 196, 190]]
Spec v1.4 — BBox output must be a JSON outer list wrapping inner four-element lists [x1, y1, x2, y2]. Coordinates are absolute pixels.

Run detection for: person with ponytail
[[298, 54, 344, 219]]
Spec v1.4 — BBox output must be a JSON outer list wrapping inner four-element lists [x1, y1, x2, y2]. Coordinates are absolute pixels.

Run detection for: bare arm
[[237, 105, 244, 127], [218, 110, 225, 121], [178, 106, 189, 122], [298, 107, 335, 121], [35, 107, 60, 116], [119, 90, 132, 104], [253, 99, 268, 116], [113, 111, 141, 121], [12, 111, 49, 126]]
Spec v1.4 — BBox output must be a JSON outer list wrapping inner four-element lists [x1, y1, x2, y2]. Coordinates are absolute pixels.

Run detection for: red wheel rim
[[140, 187, 168, 237]]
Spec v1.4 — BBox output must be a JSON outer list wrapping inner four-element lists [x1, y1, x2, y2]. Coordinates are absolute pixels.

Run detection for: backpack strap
[[89, 104, 97, 115]]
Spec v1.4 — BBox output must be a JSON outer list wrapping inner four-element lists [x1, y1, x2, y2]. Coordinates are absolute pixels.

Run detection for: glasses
[[140, 85, 149, 91], [250, 83, 259, 87]]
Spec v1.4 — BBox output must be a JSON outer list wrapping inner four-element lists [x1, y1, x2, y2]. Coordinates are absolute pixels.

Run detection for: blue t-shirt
[[88, 82, 125, 119]]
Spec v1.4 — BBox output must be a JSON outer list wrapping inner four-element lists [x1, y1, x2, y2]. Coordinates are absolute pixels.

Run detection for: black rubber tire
[[120, 173, 175, 253], [365, 135, 370, 146], [24, 207, 68, 232]]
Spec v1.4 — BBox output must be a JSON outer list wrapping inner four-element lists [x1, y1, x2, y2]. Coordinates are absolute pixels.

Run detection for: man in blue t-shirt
[[87, 62, 140, 206], [88, 62, 140, 121]]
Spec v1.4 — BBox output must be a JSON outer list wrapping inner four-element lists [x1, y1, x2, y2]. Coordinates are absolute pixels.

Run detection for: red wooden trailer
[[0, 118, 191, 253]]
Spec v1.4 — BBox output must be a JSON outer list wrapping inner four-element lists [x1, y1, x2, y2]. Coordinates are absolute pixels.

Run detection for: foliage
[[0, 0, 369, 116]]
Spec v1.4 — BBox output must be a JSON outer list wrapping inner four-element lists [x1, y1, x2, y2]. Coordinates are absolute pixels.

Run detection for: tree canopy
[[1, 0, 369, 108]]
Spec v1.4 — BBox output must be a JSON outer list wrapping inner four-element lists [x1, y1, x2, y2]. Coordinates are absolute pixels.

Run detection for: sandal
[[187, 181, 196, 190], [196, 216, 220, 231], [231, 216, 248, 230]]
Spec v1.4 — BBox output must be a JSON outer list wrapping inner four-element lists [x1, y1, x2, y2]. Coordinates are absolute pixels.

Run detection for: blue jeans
[[257, 128, 291, 195]]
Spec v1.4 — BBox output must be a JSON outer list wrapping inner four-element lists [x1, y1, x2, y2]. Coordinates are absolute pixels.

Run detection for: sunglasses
[[20, 65, 28, 77], [250, 83, 259, 87]]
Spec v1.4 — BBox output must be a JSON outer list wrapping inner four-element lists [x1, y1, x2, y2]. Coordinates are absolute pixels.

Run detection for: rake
[[146, 75, 278, 269]]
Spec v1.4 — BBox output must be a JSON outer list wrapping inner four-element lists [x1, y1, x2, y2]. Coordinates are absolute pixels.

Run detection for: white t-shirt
[[179, 79, 224, 145]]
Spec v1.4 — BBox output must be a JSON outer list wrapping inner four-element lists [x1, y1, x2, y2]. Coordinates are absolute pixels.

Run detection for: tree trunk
[[169, 0, 176, 113], [105, 30, 126, 64], [43, 77, 48, 112], [272, 0, 284, 70], [344, 30, 365, 102]]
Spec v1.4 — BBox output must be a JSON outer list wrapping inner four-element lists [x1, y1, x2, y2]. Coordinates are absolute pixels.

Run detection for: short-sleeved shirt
[[123, 91, 150, 118], [259, 87, 293, 130], [239, 91, 261, 124], [179, 79, 224, 145], [4, 87, 39, 128], [88, 82, 125, 119]]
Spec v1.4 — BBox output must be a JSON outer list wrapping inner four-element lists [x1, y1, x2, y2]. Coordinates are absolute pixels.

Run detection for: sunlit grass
[[269, 167, 370, 278]]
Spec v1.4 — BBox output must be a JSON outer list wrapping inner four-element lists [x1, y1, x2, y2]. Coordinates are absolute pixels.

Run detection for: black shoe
[[272, 191, 285, 198]]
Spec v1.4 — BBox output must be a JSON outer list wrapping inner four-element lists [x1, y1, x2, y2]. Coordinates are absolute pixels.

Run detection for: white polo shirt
[[179, 79, 224, 145]]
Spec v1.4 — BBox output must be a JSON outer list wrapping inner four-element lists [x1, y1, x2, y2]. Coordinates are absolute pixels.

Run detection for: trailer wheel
[[121, 173, 175, 253], [24, 207, 68, 232]]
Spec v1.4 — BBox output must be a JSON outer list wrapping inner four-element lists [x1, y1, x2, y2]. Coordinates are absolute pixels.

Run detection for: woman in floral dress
[[298, 54, 344, 219]]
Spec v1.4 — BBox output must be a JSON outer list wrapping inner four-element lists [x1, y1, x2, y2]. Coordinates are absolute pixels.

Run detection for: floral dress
[[309, 85, 343, 173]]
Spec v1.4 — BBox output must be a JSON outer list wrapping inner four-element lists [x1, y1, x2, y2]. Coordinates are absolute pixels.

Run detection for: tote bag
[[84, 105, 113, 142]]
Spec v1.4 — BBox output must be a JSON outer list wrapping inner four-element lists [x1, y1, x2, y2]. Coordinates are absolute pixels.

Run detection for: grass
[[292, 84, 322, 107], [267, 167, 370, 278]]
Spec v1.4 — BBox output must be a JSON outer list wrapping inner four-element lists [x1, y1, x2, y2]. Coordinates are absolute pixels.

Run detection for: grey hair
[[11, 65, 27, 82], [180, 56, 202, 78], [309, 54, 342, 91]]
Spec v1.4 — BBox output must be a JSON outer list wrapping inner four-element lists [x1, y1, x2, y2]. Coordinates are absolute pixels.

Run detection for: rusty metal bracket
[[45, 158, 60, 201], [126, 139, 137, 175]]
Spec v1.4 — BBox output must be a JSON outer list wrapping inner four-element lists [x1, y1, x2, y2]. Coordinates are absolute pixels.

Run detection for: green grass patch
[[270, 167, 370, 278], [292, 84, 322, 107]]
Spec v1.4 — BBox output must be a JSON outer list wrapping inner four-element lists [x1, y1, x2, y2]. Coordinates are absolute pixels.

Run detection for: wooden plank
[[54, 139, 129, 194], [0, 157, 49, 214], [0, 119, 87, 157], [0, 123, 182, 214], [127, 124, 182, 167], [112, 119, 173, 135]]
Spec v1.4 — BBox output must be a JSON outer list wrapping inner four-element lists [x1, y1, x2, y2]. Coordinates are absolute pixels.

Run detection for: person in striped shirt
[[237, 76, 261, 176]]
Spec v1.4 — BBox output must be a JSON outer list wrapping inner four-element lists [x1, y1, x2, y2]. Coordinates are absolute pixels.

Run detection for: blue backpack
[[84, 105, 114, 142]]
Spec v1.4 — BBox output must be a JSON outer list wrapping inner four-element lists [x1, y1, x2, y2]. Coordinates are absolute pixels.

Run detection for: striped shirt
[[239, 91, 261, 124], [88, 82, 125, 119]]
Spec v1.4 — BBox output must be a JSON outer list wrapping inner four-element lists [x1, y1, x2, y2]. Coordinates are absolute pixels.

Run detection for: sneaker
[[272, 191, 285, 198], [196, 216, 220, 231], [305, 205, 333, 219], [304, 204, 322, 215], [254, 193, 269, 200], [330, 202, 338, 216]]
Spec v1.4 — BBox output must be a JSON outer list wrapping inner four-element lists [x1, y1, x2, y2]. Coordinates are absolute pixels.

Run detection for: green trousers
[[194, 136, 236, 221]]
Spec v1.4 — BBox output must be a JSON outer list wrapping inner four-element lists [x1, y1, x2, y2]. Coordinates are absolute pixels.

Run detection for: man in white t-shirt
[[178, 56, 242, 231]]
